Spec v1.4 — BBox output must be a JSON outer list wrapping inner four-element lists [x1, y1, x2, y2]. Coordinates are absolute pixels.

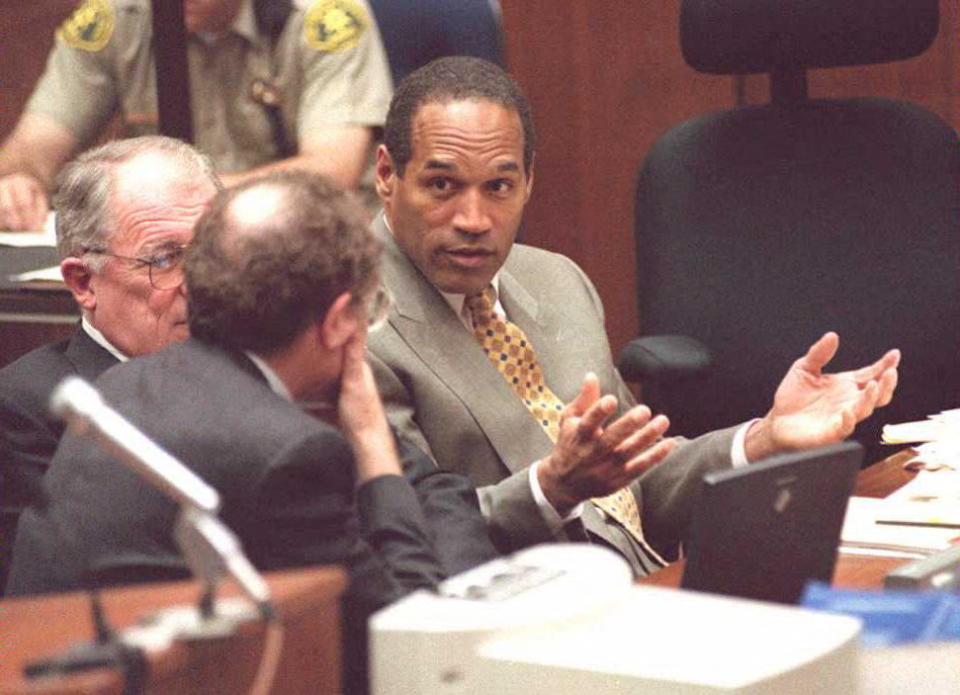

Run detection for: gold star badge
[[57, 0, 115, 53], [304, 0, 367, 53]]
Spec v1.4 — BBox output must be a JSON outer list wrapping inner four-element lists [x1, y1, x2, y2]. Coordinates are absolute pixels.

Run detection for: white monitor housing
[[370, 545, 861, 695]]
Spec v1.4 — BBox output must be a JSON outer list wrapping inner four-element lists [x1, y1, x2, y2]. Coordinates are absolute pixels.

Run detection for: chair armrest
[[617, 334, 712, 384]]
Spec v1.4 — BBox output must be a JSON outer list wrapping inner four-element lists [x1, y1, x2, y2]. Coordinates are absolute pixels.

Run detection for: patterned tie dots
[[465, 287, 661, 563]]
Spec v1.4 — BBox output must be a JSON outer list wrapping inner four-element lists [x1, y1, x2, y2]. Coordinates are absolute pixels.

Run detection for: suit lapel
[[374, 216, 553, 474], [64, 324, 121, 381], [499, 257, 584, 407]]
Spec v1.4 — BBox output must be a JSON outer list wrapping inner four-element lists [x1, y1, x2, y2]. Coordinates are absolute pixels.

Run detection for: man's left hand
[[338, 331, 401, 484], [744, 332, 900, 462]]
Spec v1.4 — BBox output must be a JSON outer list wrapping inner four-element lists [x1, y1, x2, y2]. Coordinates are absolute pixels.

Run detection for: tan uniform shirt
[[26, 0, 392, 174]]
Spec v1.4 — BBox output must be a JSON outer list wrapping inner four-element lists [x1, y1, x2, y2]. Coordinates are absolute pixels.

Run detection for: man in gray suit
[[9, 170, 496, 692], [368, 57, 900, 576]]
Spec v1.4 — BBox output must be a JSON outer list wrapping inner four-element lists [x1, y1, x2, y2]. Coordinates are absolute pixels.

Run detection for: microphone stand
[[25, 377, 278, 689]]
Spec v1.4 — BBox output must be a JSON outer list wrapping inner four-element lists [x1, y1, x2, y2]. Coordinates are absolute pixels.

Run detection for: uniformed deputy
[[0, 0, 392, 230]]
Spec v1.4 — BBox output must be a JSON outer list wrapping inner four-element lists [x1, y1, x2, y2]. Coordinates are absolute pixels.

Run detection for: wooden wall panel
[[3, 1, 957, 357], [821, 0, 957, 128], [0, 0, 75, 141], [502, 0, 959, 356], [743, 0, 958, 125], [501, 1, 736, 354]]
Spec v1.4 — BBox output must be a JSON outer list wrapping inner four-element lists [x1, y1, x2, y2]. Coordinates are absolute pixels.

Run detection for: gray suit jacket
[[368, 215, 740, 575]]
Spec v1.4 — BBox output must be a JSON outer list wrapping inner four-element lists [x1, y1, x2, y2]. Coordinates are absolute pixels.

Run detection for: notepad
[[840, 497, 960, 555], [874, 470, 960, 529]]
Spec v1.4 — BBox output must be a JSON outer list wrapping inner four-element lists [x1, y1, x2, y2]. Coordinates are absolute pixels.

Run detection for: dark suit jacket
[[0, 325, 116, 591], [368, 215, 740, 576], [7, 338, 493, 692]]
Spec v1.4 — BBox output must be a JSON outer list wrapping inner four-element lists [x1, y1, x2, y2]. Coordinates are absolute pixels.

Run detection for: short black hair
[[384, 56, 535, 177], [186, 170, 380, 354]]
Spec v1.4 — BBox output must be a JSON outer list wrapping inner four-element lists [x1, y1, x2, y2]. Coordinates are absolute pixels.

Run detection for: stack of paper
[[840, 497, 960, 556], [875, 469, 960, 529], [882, 409, 960, 470], [0, 212, 56, 248], [8, 265, 64, 285]]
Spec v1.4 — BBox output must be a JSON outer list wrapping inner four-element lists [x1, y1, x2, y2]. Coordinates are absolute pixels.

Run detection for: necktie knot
[[465, 287, 497, 328]]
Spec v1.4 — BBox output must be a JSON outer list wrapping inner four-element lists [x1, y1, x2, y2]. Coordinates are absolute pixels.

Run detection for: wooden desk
[[0, 566, 346, 695], [640, 450, 920, 590]]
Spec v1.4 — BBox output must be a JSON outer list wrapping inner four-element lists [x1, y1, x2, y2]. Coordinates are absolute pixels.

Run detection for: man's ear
[[374, 144, 396, 200], [319, 292, 361, 350], [60, 257, 96, 312]]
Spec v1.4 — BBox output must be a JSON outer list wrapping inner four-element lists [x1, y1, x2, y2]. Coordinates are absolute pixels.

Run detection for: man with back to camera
[[7, 169, 497, 691], [0, 0, 392, 230], [0, 135, 220, 589], [1, 135, 493, 595], [367, 56, 901, 576]]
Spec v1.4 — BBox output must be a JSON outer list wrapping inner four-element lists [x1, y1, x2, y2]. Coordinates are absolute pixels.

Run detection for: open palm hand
[[746, 332, 899, 461]]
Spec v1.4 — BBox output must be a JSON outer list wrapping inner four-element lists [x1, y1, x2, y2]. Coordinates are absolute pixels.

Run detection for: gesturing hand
[[745, 332, 900, 462], [538, 373, 675, 515]]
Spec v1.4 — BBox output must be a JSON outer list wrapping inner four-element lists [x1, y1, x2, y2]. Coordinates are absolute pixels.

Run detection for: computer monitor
[[681, 441, 863, 604]]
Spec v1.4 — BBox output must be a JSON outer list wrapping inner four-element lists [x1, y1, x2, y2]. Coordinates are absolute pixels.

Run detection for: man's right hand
[[0, 172, 49, 230], [537, 373, 676, 516]]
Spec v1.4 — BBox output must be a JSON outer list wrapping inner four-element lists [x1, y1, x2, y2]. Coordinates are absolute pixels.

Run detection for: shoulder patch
[[57, 0, 115, 52], [303, 0, 367, 53]]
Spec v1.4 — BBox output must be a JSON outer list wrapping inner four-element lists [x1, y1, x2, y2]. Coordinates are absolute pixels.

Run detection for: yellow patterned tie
[[465, 287, 664, 564]]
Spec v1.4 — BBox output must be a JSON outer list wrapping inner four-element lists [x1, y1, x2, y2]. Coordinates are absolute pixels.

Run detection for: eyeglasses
[[365, 284, 392, 331], [83, 244, 188, 290]]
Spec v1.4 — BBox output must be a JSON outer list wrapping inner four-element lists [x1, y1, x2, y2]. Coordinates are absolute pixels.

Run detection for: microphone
[[49, 376, 271, 615], [50, 376, 219, 514]]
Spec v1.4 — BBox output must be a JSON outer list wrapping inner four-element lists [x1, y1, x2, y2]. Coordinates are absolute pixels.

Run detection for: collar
[[243, 350, 293, 401], [232, 0, 258, 43], [81, 317, 128, 363], [438, 276, 504, 330]]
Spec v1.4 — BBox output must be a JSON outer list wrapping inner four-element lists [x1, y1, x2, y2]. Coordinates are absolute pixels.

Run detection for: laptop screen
[[681, 441, 863, 604]]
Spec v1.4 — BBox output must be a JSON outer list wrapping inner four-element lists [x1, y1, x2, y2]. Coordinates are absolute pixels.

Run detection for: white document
[[873, 470, 960, 528], [881, 420, 952, 444], [8, 265, 63, 284], [0, 212, 56, 247], [881, 409, 960, 470], [840, 496, 960, 555]]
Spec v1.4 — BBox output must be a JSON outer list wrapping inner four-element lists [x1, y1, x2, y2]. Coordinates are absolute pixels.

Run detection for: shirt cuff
[[529, 460, 585, 537], [730, 420, 760, 468]]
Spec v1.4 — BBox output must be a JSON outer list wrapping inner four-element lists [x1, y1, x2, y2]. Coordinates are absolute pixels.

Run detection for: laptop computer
[[681, 441, 863, 604]]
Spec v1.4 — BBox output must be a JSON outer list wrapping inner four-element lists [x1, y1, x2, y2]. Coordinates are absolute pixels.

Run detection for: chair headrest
[[681, 0, 939, 75]]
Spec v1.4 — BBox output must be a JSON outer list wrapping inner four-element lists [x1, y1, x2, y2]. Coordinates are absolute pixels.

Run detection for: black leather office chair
[[368, 0, 504, 86], [619, 0, 960, 462]]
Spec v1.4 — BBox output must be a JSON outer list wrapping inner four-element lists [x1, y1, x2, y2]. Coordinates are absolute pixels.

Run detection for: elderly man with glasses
[[7, 169, 497, 692], [2, 140, 495, 605], [0, 135, 219, 590]]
